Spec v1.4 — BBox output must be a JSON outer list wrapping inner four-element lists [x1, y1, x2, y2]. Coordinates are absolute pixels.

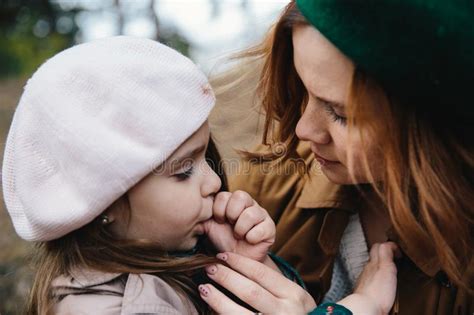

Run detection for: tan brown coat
[[230, 142, 474, 315]]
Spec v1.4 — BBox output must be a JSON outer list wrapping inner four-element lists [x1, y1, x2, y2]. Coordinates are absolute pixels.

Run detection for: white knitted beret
[[2, 36, 215, 241]]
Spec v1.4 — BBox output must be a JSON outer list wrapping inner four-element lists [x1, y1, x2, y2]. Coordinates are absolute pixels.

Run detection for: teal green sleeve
[[268, 252, 306, 289], [267, 254, 352, 315], [308, 302, 353, 315]]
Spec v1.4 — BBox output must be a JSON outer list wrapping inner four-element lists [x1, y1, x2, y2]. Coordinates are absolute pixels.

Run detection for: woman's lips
[[313, 152, 339, 166], [310, 143, 339, 166]]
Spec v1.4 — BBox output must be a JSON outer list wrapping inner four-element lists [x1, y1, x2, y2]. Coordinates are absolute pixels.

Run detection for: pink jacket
[[52, 268, 199, 315]]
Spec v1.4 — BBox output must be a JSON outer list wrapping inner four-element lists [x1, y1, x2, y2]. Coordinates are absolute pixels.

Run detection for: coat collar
[[386, 227, 441, 277], [69, 267, 122, 287], [51, 267, 124, 298], [52, 266, 122, 290], [294, 141, 441, 277]]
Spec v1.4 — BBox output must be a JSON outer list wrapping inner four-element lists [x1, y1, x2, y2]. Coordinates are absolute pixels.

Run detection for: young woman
[[199, 1, 474, 314]]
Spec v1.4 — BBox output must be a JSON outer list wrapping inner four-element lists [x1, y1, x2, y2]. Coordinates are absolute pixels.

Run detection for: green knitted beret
[[296, 0, 474, 125]]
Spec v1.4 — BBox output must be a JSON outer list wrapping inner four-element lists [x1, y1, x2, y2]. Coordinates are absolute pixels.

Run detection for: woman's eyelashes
[[321, 100, 347, 125], [174, 166, 194, 181]]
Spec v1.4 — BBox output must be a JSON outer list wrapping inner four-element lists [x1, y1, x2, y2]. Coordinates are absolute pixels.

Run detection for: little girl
[[2, 36, 279, 314]]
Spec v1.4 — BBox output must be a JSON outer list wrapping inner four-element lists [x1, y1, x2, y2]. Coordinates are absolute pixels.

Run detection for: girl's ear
[[100, 213, 114, 225], [103, 194, 131, 225]]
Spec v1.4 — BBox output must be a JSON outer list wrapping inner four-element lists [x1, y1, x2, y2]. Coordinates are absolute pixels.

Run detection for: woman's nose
[[295, 103, 331, 145]]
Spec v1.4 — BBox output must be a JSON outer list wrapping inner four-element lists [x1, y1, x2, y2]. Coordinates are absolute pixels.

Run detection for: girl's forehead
[[168, 122, 210, 160], [153, 128, 209, 175]]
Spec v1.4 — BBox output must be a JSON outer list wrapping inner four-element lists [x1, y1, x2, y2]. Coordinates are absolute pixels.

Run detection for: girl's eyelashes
[[174, 167, 194, 181], [321, 100, 347, 125]]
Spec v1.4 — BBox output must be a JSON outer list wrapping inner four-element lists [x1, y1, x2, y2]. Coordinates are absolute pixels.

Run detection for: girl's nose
[[201, 161, 222, 197]]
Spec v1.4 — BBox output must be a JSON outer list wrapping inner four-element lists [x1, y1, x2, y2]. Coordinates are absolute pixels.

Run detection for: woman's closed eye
[[321, 100, 347, 125]]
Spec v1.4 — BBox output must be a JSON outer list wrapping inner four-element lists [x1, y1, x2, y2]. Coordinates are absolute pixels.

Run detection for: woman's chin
[[322, 167, 375, 185], [320, 166, 358, 185], [318, 164, 347, 184]]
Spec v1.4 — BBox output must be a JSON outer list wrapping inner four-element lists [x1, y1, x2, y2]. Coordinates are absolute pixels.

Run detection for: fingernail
[[206, 264, 217, 275], [216, 253, 228, 261], [198, 284, 210, 297]]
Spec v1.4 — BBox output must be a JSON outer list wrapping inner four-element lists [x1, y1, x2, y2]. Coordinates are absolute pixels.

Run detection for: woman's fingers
[[203, 253, 316, 314], [368, 242, 380, 264], [205, 263, 278, 312], [199, 284, 254, 315], [369, 242, 400, 262], [369, 242, 400, 269], [353, 242, 399, 313], [211, 252, 308, 302], [377, 242, 401, 264]]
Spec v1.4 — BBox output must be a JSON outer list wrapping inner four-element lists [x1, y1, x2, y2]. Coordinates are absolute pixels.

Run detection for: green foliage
[[0, 33, 73, 77], [160, 30, 191, 57], [0, 1, 78, 78]]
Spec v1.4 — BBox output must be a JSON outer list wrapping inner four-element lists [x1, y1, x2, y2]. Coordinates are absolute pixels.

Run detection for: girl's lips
[[194, 223, 206, 235], [198, 219, 213, 235]]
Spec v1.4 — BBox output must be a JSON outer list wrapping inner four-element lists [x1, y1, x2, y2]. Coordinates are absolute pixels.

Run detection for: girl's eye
[[174, 167, 194, 181], [322, 101, 347, 126]]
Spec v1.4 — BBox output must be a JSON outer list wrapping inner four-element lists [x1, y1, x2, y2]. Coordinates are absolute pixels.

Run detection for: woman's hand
[[338, 242, 400, 315], [198, 252, 316, 315], [203, 190, 276, 262], [198, 243, 399, 315]]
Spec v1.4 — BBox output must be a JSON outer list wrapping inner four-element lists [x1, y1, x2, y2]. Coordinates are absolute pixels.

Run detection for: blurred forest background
[[0, 0, 287, 313]]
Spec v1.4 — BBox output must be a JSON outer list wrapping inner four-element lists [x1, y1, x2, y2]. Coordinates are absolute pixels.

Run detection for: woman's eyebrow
[[299, 69, 347, 111], [316, 95, 346, 110], [297, 67, 346, 110]]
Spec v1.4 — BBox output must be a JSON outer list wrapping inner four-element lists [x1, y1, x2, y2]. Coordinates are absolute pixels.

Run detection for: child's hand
[[203, 190, 275, 263]]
